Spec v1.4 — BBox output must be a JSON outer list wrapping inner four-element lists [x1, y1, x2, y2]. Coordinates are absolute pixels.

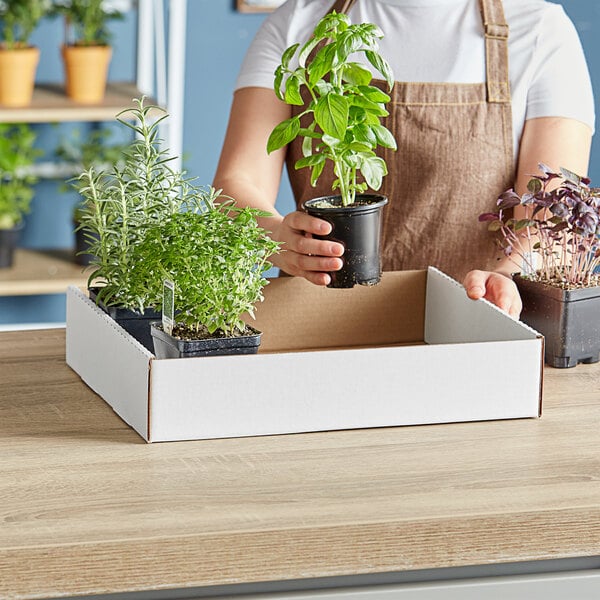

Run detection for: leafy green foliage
[[75, 97, 196, 312], [56, 127, 128, 172], [52, 0, 122, 46], [267, 11, 396, 207], [480, 164, 600, 286], [136, 191, 281, 337], [0, 124, 42, 229], [0, 0, 51, 48]]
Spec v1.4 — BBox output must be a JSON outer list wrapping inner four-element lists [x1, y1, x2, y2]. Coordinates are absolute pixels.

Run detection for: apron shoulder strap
[[329, 0, 357, 15], [479, 0, 511, 103]]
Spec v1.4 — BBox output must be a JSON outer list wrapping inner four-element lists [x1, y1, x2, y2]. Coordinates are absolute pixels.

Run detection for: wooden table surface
[[1, 328, 600, 599]]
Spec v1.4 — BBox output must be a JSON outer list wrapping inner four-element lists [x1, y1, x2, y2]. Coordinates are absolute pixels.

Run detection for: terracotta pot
[[0, 46, 39, 107], [62, 44, 112, 104]]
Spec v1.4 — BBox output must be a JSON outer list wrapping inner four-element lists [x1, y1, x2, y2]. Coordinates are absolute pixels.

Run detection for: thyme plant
[[138, 190, 280, 337], [0, 124, 41, 229], [267, 11, 396, 207], [480, 164, 600, 287], [75, 98, 196, 311]]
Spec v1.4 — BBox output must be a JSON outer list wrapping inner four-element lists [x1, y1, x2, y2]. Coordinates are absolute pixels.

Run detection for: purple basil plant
[[480, 164, 600, 286]]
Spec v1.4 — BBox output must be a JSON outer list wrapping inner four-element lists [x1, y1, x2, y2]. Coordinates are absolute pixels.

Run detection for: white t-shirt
[[235, 0, 595, 159]]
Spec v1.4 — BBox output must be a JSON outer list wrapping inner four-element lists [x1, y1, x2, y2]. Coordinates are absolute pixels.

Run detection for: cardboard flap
[[424, 267, 540, 344], [254, 271, 427, 352], [65, 286, 151, 439]]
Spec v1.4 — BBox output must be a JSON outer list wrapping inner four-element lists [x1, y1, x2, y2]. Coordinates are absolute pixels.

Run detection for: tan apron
[[286, 0, 514, 281]]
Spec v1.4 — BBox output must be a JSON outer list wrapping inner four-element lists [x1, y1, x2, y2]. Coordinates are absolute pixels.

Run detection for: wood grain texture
[[1, 329, 600, 598], [0, 249, 91, 296], [0, 83, 158, 124]]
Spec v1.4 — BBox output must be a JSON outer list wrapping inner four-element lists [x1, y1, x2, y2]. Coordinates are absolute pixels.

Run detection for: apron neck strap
[[479, 0, 511, 103], [329, 0, 357, 14], [327, 0, 510, 104]]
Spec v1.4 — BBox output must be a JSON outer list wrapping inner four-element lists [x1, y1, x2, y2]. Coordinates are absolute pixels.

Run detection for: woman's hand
[[463, 270, 522, 318], [270, 211, 345, 286]]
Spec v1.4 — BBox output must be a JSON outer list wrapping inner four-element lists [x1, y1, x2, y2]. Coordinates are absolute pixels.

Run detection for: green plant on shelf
[[0, 123, 42, 230], [0, 0, 52, 49], [52, 0, 122, 46]]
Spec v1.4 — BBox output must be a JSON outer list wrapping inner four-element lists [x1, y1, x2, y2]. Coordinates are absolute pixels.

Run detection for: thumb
[[463, 270, 487, 300]]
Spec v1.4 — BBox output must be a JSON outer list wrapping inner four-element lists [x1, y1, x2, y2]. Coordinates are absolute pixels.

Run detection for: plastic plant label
[[162, 279, 175, 336], [521, 252, 535, 277]]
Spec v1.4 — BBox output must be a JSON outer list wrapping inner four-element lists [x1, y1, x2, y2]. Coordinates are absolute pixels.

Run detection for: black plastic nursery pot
[[74, 222, 99, 266], [89, 287, 160, 353], [0, 224, 23, 269], [303, 194, 388, 288], [150, 322, 262, 359], [515, 274, 600, 369]]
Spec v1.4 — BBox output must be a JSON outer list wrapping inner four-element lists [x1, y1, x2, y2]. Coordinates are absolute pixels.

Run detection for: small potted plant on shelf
[[140, 189, 280, 359], [480, 164, 600, 368], [74, 98, 186, 351], [53, 0, 122, 104], [0, 123, 41, 268], [56, 126, 128, 265], [0, 0, 51, 107], [267, 11, 396, 288]]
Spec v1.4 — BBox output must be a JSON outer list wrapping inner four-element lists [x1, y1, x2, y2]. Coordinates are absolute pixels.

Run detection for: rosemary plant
[[75, 97, 196, 311]]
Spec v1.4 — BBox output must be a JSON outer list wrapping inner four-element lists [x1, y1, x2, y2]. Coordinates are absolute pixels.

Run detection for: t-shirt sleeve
[[234, 4, 292, 92], [526, 4, 595, 133]]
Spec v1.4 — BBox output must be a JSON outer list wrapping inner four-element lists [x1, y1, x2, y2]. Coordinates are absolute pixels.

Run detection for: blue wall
[[1, 0, 598, 325]]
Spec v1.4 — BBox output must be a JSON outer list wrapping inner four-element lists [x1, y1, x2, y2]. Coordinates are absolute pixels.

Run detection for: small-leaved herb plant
[[75, 97, 196, 311], [0, 123, 42, 229], [480, 164, 600, 287], [0, 0, 51, 49], [267, 11, 397, 207], [137, 190, 280, 338]]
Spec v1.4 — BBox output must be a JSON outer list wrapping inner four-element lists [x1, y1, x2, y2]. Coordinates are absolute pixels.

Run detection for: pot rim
[[302, 193, 388, 214]]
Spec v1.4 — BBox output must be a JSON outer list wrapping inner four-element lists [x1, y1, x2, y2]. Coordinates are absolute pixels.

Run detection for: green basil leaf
[[342, 63, 372, 86], [365, 50, 394, 90], [350, 94, 388, 116], [360, 155, 387, 190], [281, 43, 299, 69], [372, 124, 397, 149], [284, 74, 304, 106], [308, 43, 337, 84], [273, 65, 284, 100], [351, 123, 377, 145], [295, 154, 326, 169], [302, 135, 313, 157], [310, 160, 325, 187], [356, 85, 390, 103], [266, 116, 300, 153], [298, 37, 320, 68], [315, 94, 348, 139]]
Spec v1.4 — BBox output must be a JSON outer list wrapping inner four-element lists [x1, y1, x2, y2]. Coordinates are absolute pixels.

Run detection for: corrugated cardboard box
[[66, 268, 543, 442]]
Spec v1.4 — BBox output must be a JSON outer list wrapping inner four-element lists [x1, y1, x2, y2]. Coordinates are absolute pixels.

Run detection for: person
[[213, 0, 594, 318]]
